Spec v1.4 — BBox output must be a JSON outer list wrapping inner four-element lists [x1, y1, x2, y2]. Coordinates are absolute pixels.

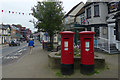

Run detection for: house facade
[[64, 2, 84, 30], [10, 25, 20, 40], [3, 25, 11, 43], [84, 2, 108, 38], [82, 2, 120, 53], [0, 24, 11, 44], [64, 1, 120, 53]]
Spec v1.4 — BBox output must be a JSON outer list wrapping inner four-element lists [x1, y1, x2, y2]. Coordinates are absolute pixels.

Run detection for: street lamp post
[[69, 15, 78, 45]]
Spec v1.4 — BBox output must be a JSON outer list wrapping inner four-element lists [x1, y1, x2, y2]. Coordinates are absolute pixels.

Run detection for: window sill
[[87, 17, 91, 19], [94, 15, 100, 17]]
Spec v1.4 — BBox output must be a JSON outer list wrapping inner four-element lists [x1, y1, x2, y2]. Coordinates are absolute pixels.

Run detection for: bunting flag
[[12, 11, 14, 14], [82, 19, 87, 23], [1, 9, 32, 16]]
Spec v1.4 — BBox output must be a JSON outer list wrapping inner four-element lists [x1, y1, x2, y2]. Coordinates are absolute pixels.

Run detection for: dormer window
[[94, 5, 100, 17], [87, 7, 91, 19]]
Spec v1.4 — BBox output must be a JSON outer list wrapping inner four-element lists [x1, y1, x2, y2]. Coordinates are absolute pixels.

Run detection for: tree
[[32, 1, 64, 49]]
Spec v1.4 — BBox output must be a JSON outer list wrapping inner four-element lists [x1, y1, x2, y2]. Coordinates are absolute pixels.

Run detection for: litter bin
[[47, 42, 51, 51], [42, 41, 48, 49]]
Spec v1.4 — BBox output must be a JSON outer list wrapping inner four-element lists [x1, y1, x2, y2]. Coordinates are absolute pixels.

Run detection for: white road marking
[[23, 49, 26, 50], [18, 53, 22, 55], [14, 53, 19, 55], [3, 44, 27, 57], [4, 56, 18, 59], [18, 49, 23, 53]]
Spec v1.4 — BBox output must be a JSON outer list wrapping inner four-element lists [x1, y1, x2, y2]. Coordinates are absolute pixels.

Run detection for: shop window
[[87, 27, 91, 31], [87, 7, 91, 19], [103, 27, 107, 35], [94, 5, 99, 17]]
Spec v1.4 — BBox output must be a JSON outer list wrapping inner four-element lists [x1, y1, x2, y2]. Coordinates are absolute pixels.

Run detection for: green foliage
[[56, 70, 63, 77], [32, 1, 64, 49], [55, 70, 71, 78], [74, 48, 80, 56], [94, 69, 100, 74], [32, 1, 64, 35]]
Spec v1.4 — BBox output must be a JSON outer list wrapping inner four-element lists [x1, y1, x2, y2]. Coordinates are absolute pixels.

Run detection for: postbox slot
[[64, 38, 69, 39], [84, 38, 90, 39]]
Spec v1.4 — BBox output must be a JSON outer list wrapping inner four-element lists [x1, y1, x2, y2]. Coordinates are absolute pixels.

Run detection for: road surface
[[0, 42, 28, 65]]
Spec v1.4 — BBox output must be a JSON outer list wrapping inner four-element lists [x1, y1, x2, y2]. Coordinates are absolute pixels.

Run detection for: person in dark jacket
[[28, 38, 34, 54]]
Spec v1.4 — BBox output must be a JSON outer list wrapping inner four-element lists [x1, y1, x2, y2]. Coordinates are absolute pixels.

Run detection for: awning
[[113, 12, 120, 18], [107, 14, 116, 23], [74, 23, 107, 28]]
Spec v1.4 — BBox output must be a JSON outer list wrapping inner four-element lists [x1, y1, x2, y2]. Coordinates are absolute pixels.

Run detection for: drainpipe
[[74, 17, 77, 45], [108, 25, 111, 53]]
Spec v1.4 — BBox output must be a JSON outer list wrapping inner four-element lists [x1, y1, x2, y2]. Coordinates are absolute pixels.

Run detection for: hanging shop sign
[[108, 2, 120, 13]]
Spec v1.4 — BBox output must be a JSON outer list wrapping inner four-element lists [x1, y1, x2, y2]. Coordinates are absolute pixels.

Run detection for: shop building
[[107, 1, 120, 52]]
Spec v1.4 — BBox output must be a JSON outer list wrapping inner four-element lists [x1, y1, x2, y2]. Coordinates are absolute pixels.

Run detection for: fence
[[94, 37, 110, 53]]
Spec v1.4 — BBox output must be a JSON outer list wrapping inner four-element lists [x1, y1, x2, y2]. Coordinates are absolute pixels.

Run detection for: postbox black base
[[61, 64, 74, 75], [80, 64, 94, 74]]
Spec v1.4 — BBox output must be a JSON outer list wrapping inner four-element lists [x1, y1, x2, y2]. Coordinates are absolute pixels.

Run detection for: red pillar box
[[79, 31, 95, 74], [59, 31, 75, 75]]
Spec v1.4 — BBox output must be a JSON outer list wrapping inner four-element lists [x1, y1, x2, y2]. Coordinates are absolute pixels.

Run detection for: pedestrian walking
[[28, 38, 34, 54]]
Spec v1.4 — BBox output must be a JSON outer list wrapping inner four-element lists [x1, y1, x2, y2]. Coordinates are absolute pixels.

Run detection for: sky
[[0, 0, 87, 33]]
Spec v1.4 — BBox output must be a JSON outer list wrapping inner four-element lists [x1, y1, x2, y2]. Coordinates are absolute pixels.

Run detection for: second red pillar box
[[79, 31, 95, 74]]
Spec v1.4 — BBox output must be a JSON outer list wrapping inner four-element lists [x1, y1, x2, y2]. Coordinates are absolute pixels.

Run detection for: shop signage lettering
[[109, 2, 120, 13]]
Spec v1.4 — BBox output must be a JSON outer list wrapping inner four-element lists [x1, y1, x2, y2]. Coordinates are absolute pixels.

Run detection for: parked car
[[9, 39, 20, 46]]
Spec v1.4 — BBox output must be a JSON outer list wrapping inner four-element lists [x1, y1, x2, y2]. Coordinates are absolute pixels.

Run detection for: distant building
[[11, 25, 20, 40], [64, 2, 84, 30], [0, 24, 11, 44]]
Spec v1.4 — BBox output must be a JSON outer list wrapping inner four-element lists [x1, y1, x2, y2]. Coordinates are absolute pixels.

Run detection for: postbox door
[[82, 38, 94, 65], [61, 38, 73, 64]]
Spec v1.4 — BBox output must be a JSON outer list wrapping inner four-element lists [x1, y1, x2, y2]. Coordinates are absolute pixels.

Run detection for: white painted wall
[[108, 23, 116, 44], [85, 3, 108, 25], [84, 2, 108, 39]]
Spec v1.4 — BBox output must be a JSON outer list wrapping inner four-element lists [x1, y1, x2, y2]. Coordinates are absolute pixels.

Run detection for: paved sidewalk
[[2, 40, 56, 78], [0, 44, 8, 49], [2, 40, 119, 78]]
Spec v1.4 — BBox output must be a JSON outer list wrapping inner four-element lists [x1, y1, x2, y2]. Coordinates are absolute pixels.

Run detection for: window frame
[[94, 5, 100, 17], [86, 7, 91, 19]]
